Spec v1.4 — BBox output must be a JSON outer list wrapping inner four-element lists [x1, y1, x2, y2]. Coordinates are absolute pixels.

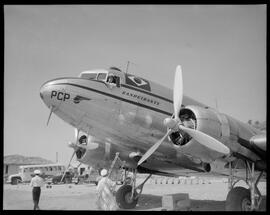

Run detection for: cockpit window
[[97, 73, 107, 81], [81, 73, 97, 80]]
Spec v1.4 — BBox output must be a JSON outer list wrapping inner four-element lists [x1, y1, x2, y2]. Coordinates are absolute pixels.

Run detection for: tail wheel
[[225, 186, 251, 211], [115, 185, 138, 209]]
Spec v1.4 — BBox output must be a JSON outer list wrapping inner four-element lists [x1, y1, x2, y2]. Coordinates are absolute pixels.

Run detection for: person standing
[[96, 169, 117, 210], [30, 169, 44, 210]]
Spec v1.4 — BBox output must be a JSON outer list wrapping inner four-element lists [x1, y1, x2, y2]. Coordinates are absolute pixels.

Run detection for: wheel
[[115, 185, 138, 209], [11, 177, 18, 185], [225, 186, 251, 211], [52, 178, 57, 184]]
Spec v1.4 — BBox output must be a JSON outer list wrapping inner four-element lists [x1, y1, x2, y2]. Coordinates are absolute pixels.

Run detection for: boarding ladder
[[107, 152, 126, 182]]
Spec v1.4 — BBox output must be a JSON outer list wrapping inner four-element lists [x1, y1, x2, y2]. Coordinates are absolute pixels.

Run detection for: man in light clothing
[[96, 169, 117, 210], [30, 169, 44, 210]]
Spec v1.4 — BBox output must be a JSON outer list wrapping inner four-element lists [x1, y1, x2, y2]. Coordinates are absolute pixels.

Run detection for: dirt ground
[[3, 178, 266, 211]]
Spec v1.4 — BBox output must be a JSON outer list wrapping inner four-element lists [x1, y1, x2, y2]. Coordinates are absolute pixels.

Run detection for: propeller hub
[[163, 118, 179, 130]]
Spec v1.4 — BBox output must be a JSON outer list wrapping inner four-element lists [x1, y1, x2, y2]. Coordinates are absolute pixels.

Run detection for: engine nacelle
[[169, 105, 230, 147], [169, 105, 232, 163], [169, 105, 264, 164]]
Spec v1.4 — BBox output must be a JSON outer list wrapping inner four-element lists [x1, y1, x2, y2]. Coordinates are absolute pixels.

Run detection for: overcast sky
[[4, 5, 266, 164]]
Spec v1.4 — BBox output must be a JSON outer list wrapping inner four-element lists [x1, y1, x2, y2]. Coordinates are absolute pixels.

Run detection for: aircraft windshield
[[97, 73, 107, 81], [80, 73, 97, 80]]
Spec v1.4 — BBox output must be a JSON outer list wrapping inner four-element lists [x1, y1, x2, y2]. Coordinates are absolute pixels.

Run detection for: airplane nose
[[40, 80, 63, 108], [39, 82, 52, 105]]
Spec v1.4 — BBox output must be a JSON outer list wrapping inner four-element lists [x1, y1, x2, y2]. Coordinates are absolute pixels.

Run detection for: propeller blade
[[138, 129, 171, 166], [75, 142, 99, 150], [137, 66, 183, 165], [75, 128, 79, 142], [60, 150, 76, 183], [179, 125, 230, 155], [173, 65, 183, 121], [46, 106, 54, 126]]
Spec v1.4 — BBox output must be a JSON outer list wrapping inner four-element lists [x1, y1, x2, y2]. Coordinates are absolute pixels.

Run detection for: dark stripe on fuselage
[[42, 77, 173, 104], [53, 83, 172, 116], [121, 84, 173, 103]]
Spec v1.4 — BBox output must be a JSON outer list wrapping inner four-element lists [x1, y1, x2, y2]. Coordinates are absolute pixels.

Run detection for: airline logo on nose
[[125, 74, 151, 91], [73, 95, 91, 104]]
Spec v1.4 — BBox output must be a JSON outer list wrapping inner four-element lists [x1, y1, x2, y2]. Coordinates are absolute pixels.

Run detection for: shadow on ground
[[134, 194, 266, 211]]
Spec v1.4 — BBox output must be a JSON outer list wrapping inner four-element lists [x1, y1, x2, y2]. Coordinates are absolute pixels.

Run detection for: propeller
[[60, 150, 76, 183], [173, 65, 183, 121], [137, 65, 230, 166], [138, 66, 183, 166], [179, 125, 230, 155]]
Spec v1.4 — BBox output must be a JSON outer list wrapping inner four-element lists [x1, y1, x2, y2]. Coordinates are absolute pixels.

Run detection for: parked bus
[[7, 163, 66, 185]]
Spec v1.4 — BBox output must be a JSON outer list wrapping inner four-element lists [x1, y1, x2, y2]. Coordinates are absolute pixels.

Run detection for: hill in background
[[4, 154, 54, 165]]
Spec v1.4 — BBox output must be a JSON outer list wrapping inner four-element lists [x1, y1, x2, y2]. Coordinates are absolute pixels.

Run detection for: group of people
[[29, 167, 117, 210]]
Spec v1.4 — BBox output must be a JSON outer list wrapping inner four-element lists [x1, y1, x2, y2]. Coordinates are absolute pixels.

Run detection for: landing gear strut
[[225, 161, 264, 211], [115, 168, 152, 209]]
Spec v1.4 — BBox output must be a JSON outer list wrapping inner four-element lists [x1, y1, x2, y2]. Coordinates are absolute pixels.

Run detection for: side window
[[30, 168, 33, 172], [97, 73, 107, 81], [49, 167, 53, 171], [107, 75, 120, 87]]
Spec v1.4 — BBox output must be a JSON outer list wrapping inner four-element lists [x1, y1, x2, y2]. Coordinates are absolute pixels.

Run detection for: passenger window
[[49, 167, 52, 171], [97, 73, 107, 81]]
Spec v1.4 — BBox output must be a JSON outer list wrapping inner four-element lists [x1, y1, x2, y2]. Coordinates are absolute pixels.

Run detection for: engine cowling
[[169, 105, 230, 146], [168, 105, 232, 163], [168, 105, 264, 164]]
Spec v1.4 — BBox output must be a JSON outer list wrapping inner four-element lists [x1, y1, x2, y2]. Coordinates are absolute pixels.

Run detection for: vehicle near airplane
[[40, 65, 266, 211], [7, 163, 65, 185]]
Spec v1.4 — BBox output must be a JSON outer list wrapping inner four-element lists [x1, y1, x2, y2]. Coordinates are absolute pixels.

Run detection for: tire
[[11, 177, 18, 185], [115, 185, 138, 209], [225, 186, 251, 211], [52, 178, 59, 184]]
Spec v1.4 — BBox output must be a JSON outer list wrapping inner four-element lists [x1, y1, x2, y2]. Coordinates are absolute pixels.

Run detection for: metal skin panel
[[40, 72, 265, 177]]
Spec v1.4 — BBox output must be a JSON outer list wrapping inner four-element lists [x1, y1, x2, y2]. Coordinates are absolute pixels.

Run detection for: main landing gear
[[115, 168, 152, 209], [225, 161, 264, 211]]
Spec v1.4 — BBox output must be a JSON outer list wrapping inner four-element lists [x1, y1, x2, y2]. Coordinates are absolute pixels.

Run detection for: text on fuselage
[[122, 91, 160, 105], [51, 90, 70, 101]]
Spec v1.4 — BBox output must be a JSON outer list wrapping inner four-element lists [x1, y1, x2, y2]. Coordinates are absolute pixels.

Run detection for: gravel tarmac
[[3, 178, 266, 211]]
